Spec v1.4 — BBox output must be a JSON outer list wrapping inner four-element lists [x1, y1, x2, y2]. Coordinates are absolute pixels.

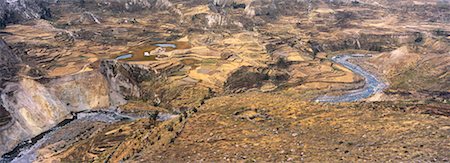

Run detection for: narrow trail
[[315, 54, 387, 103]]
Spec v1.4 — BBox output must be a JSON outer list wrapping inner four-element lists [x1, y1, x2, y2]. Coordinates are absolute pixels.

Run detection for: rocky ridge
[[0, 0, 51, 28]]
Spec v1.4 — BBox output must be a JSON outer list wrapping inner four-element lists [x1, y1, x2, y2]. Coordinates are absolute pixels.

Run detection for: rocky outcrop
[[99, 60, 159, 106], [0, 38, 20, 138], [0, 0, 51, 28], [224, 66, 270, 93], [206, 13, 229, 27], [0, 105, 11, 130], [201, 0, 312, 30], [309, 32, 422, 54], [0, 39, 22, 81], [0, 71, 109, 156], [0, 57, 170, 156], [0, 41, 162, 155], [0, 38, 20, 140], [80, 0, 180, 14], [243, 0, 310, 17], [393, 3, 450, 23], [70, 12, 102, 25], [0, 54, 174, 156], [224, 65, 289, 93]]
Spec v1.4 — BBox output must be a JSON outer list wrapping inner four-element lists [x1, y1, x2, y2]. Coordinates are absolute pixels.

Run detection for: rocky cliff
[[0, 0, 51, 28], [0, 71, 110, 156], [0, 39, 21, 80], [0, 51, 161, 156], [0, 38, 21, 146], [100, 60, 159, 106], [54, 0, 180, 14]]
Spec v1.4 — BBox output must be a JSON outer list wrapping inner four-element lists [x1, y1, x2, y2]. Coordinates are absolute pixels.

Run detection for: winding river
[[315, 54, 387, 103], [1, 53, 386, 162]]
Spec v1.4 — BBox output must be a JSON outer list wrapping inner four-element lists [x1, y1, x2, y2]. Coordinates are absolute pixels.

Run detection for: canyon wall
[[100, 59, 159, 106], [0, 41, 160, 156], [0, 0, 51, 28], [0, 71, 110, 156]]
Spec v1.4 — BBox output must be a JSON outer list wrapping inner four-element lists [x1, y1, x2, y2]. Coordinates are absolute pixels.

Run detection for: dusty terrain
[[136, 93, 449, 162], [0, 0, 449, 162]]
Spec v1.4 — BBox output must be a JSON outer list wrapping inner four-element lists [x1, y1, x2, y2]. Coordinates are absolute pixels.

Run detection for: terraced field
[[0, 0, 448, 162]]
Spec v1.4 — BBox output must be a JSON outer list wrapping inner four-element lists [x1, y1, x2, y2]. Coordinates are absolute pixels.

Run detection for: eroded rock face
[[0, 38, 21, 80], [0, 105, 12, 130], [69, 0, 179, 13], [224, 65, 289, 93], [224, 66, 269, 92], [0, 58, 168, 156], [99, 60, 159, 106], [0, 71, 110, 156], [70, 12, 102, 25], [309, 32, 422, 54], [0, 0, 51, 28], [46, 71, 110, 111], [204, 0, 310, 29]]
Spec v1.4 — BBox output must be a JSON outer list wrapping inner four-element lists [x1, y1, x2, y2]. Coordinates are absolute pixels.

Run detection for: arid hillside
[[0, 0, 448, 162]]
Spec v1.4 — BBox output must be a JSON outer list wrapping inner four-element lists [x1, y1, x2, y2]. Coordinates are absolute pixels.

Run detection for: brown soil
[[135, 92, 450, 162]]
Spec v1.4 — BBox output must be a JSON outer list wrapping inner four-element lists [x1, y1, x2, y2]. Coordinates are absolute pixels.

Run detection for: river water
[[115, 54, 133, 60], [154, 43, 177, 48], [1, 53, 385, 162], [0, 110, 175, 163], [315, 54, 387, 103]]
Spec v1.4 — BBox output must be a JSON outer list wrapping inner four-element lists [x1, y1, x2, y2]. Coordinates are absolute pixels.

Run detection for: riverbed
[[0, 110, 175, 163], [315, 54, 387, 103]]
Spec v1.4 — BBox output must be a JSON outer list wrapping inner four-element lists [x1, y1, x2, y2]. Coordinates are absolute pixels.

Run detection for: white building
[[144, 51, 150, 57]]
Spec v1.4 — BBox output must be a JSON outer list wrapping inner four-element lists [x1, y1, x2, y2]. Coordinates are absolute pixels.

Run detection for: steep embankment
[[0, 49, 165, 157], [0, 71, 110, 156], [0, 38, 21, 80], [0, 0, 51, 28], [0, 38, 22, 136]]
